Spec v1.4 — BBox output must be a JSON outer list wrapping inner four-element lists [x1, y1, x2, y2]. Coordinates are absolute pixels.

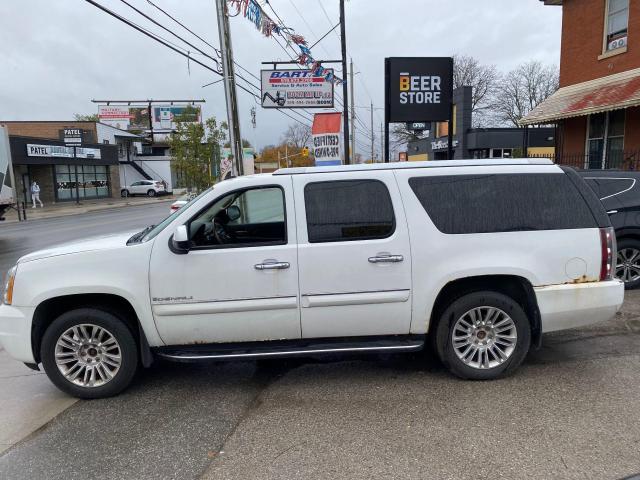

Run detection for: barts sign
[[261, 69, 334, 109], [386, 57, 453, 123]]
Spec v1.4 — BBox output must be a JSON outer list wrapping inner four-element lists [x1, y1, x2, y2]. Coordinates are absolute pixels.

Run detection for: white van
[[0, 159, 624, 398], [0, 126, 15, 221]]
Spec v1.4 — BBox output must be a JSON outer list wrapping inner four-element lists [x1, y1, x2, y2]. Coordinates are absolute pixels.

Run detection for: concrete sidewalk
[[2, 195, 175, 223]]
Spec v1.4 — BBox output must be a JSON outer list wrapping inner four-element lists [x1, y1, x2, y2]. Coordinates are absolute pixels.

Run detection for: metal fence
[[528, 150, 640, 170]]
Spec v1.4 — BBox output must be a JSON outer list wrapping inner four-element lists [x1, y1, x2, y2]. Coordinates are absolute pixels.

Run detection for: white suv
[[0, 160, 624, 398], [121, 180, 165, 197]]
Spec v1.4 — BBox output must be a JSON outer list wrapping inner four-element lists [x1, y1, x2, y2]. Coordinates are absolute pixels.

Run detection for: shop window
[[54, 164, 111, 201], [605, 0, 628, 52], [587, 110, 625, 169]]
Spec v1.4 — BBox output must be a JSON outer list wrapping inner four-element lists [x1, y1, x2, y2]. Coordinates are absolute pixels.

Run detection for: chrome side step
[[155, 337, 424, 362]]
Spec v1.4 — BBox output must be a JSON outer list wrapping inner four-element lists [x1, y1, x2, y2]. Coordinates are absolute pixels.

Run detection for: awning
[[520, 67, 640, 125]]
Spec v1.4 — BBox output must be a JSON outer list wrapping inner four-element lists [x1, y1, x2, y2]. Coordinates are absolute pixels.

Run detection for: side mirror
[[226, 205, 241, 222], [171, 225, 190, 254]]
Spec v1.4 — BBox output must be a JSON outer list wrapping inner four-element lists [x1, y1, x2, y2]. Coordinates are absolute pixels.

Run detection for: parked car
[[579, 170, 640, 289], [169, 192, 199, 214], [0, 159, 624, 398], [121, 180, 165, 197]]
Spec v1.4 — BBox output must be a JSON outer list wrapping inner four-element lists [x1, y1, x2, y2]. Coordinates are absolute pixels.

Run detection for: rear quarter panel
[[393, 165, 603, 334]]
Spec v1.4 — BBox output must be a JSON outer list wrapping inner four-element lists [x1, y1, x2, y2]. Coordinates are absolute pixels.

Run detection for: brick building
[[0, 121, 120, 206], [521, 0, 640, 169]]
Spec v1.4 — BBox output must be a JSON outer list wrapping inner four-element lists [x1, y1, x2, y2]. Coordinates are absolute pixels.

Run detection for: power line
[[82, 0, 311, 128], [117, 0, 220, 66]]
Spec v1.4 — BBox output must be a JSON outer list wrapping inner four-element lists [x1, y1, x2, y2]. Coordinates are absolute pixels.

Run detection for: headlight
[[2, 266, 16, 305]]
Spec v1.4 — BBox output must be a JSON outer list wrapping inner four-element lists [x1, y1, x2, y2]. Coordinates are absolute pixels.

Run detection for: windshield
[[134, 187, 213, 243]]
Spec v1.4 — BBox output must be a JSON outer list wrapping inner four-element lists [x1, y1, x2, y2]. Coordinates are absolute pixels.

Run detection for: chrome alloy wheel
[[451, 307, 517, 370], [616, 248, 640, 283], [54, 324, 122, 388]]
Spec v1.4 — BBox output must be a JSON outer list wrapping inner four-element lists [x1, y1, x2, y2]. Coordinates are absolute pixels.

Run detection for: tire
[[121, 189, 129, 198], [41, 308, 139, 399], [147, 189, 156, 197], [615, 238, 640, 290], [435, 291, 531, 380]]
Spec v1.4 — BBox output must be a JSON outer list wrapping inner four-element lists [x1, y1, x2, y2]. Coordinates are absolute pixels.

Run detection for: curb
[[2, 198, 174, 224]]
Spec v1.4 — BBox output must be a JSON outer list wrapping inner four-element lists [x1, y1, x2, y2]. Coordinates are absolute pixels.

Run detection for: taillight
[[599, 227, 616, 281]]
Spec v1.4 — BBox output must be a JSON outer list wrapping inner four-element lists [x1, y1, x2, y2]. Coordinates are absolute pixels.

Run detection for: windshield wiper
[[127, 225, 155, 244]]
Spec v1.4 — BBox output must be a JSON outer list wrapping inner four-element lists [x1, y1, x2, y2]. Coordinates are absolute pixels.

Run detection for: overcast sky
[[0, 0, 562, 157]]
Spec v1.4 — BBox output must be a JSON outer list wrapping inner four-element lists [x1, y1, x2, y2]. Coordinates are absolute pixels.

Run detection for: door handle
[[254, 261, 290, 270], [606, 210, 618, 215], [368, 254, 404, 264]]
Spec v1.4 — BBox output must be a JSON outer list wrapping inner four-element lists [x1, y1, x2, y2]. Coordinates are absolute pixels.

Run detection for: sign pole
[[384, 58, 390, 163], [339, 0, 350, 165], [447, 57, 454, 160]]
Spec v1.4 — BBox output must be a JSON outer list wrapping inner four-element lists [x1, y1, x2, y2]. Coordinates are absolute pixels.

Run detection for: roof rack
[[272, 158, 554, 175]]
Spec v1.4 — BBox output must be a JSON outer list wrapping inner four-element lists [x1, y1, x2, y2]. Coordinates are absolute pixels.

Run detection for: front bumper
[[535, 280, 624, 333], [0, 304, 36, 363]]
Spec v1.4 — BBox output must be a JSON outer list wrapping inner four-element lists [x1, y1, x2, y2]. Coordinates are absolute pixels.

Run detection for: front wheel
[[435, 291, 531, 380], [41, 308, 139, 399], [121, 189, 129, 198]]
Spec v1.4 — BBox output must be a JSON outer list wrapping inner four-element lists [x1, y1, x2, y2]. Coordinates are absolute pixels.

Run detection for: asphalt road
[[2, 206, 640, 479]]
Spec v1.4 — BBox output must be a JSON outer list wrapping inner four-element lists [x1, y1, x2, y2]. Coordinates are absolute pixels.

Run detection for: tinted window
[[584, 177, 634, 199], [409, 173, 597, 234], [305, 180, 395, 243]]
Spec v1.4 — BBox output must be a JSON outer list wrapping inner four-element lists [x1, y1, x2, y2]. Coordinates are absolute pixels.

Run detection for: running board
[[154, 336, 425, 362]]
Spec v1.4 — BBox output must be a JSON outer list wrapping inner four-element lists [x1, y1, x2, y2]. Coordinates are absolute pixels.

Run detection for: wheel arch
[[428, 275, 542, 349], [31, 293, 153, 367], [615, 228, 640, 242]]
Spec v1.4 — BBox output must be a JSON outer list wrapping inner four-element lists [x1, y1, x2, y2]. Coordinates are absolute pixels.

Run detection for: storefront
[[407, 86, 556, 161], [8, 136, 119, 205]]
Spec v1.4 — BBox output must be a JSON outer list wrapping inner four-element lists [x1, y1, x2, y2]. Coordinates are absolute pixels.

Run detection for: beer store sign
[[386, 57, 453, 122]]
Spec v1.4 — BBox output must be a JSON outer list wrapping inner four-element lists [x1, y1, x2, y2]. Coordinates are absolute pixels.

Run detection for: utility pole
[[215, 0, 244, 175], [339, 0, 350, 165], [380, 123, 384, 163], [350, 58, 356, 165], [370, 102, 374, 162]]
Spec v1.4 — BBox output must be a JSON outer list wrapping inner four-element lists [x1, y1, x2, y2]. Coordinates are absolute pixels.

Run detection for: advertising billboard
[[98, 106, 150, 131], [385, 57, 453, 123], [311, 113, 342, 166], [152, 106, 201, 131], [261, 69, 334, 109]]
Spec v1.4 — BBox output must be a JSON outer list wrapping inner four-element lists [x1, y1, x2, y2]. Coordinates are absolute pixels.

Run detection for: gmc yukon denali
[[0, 159, 624, 398]]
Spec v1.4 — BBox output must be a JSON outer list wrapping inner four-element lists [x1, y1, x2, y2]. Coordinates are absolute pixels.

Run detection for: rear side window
[[304, 180, 395, 242], [584, 177, 635, 200], [409, 173, 598, 234]]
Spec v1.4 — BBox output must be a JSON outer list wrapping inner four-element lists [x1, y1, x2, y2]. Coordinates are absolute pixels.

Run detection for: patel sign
[[386, 57, 453, 123]]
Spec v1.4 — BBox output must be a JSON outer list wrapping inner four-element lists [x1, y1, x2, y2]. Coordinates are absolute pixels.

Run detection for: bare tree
[[453, 54, 499, 126], [282, 123, 312, 149], [492, 61, 559, 127]]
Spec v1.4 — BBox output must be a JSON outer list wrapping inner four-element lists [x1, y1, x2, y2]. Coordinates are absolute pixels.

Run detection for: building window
[[605, 0, 629, 52], [587, 110, 625, 169], [55, 164, 110, 201]]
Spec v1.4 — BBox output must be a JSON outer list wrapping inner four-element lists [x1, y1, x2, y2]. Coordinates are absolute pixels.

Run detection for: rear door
[[292, 171, 412, 338]]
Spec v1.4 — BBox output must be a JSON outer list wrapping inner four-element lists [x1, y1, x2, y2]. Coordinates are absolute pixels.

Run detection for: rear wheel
[[41, 308, 139, 399], [435, 291, 531, 380], [615, 238, 640, 290], [147, 189, 156, 197]]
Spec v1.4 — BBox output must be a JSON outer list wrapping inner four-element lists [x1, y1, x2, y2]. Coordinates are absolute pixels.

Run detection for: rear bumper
[[0, 304, 35, 363], [535, 280, 624, 333]]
